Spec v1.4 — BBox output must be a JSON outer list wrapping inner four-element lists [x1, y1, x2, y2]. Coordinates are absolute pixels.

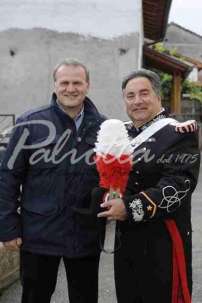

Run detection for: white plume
[[94, 119, 133, 157]]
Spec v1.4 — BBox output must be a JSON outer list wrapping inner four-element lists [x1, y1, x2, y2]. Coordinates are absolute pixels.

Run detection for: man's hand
[[3, 238, 22, 250], [97, 198, 127, 221]]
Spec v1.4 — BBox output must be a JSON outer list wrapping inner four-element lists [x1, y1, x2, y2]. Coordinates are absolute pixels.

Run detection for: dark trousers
[[114, 228, 172, 303], [20, 250, 100, 303]]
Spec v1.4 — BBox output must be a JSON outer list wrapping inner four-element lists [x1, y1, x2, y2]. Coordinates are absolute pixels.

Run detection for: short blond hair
[[53, 58, 90, 82]]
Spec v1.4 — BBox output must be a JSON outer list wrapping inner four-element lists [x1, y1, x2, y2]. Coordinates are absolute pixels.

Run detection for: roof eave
[[143, 45, 193, 78], [143, 0, 173, 41]]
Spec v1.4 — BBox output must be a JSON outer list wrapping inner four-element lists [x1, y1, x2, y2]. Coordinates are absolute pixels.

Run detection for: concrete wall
[[0, 0, 140, 39], [165, 23, 202, 61], [0, 29, 139, 120], [0, 0, 142, 121]]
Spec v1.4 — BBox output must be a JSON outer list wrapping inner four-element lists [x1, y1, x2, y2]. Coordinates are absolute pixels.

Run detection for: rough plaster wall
[[165, 24, 202, 61], [0, 0, 139, 39], [0, 29, 139, 120], [0, 0, 142, 121]]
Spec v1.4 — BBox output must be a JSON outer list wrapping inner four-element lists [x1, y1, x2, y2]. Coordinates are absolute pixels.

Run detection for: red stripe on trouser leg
[[165, 219, 191, 303], [172, 243, 179, 303]]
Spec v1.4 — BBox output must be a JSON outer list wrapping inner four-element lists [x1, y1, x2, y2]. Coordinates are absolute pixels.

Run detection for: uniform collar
[[139, 108, 168, 132]]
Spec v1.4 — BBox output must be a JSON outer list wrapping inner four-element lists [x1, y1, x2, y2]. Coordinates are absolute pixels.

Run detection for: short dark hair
[[53, 58, 90, 82], [122, 69, 161, 96]]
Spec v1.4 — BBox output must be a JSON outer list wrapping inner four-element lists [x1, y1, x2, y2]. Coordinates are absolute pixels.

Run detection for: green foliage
[[169, 47, 178, 57], [159, 72, 173, 100], [153, 42, 186, 62], [152, 43, 202, 103], [182, 80, 202, 102], [159, 75, 202, 103], [153, 42, 168, 54]]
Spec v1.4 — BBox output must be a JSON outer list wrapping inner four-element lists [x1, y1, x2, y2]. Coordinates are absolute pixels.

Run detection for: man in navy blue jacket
[[0, 59, 105, 303]]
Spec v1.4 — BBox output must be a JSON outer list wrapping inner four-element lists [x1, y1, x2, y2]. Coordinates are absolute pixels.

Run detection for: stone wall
[[0, 246, 19, 291]]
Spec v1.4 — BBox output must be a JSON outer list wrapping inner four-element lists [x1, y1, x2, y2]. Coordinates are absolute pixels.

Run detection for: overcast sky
[[169, 0, 202, 36]]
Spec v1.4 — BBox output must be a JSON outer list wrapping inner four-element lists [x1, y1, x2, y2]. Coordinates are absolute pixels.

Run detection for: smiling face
[[54, 64, 89, 117], [123, 77, 162, 127]]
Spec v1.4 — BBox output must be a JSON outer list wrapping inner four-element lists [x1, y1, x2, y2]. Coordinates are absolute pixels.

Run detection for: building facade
[[0, 0, 143, 120]]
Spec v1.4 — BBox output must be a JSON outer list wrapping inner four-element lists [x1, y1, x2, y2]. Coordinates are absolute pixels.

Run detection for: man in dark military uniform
[[98, 69, 200, 303]]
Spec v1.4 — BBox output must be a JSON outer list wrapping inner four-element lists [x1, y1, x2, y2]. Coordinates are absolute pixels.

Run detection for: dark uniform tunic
[[114, 112, 200, 303]]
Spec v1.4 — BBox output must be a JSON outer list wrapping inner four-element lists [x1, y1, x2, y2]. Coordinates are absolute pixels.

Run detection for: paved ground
[[0, 164, 202, 303]]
